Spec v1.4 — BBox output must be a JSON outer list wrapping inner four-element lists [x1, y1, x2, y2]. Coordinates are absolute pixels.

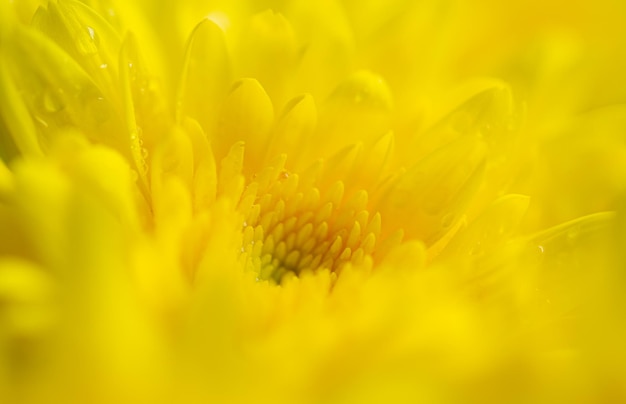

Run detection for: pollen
[[238, 158, 381, 284]]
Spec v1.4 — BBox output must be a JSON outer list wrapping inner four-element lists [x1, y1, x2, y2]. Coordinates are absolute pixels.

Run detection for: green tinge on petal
[[32, 0, 123, 103], [3, 25, 113, 155], [0, 56, 42, 158], [0, 159, 13, 195], [119, 34, 149, 193]]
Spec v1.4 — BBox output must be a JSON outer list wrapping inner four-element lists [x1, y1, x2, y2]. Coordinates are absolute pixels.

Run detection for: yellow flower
[[1, 0, 626, 403]]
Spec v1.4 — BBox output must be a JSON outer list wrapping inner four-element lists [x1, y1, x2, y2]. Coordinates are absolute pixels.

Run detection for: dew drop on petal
[[84, 96, 112, 126], [78, 26, 100, 55], [566, 227, 579, 242], [42, 89, 64, 113], [206, 11, 231, 31], [34, 115, 49, 128], [441, 212, 455, 228]]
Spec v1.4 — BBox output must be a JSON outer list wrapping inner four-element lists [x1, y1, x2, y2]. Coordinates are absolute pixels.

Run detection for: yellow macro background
[[2, 0, 626, 403]]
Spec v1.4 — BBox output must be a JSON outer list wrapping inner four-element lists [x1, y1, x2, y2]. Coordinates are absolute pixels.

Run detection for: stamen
[[238, 168, 380, 284]]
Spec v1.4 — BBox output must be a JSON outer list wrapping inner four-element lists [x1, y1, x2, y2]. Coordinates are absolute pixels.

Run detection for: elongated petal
[[378, 135, 487, 245], [218, 78, 274, 174], [177, 18, 232, 133]]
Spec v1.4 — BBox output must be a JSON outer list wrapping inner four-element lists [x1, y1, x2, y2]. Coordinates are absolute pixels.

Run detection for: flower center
[[239, 167, 380, 284]]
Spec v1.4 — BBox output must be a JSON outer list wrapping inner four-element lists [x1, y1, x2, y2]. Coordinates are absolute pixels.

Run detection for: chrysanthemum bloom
[[2, 0, 626, 403]]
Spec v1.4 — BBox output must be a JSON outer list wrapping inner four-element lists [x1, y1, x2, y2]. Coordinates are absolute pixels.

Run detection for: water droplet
[[506, 120, 516, 131], [468, 241, 482, 256], [206, 11, 231, 31], [99, 63, 108, 70], [354, 91, 364, 103], [538, 245, 545, 253], [141, 148, 149, 159], [242, 221, 248, 228], [441, 212, 455, 228], [83, 95, 111, 125], [34, 115, 49, 128], [78, 26, 100, 55], [566, 227, 579, 242], [42, 89, 64, 113]]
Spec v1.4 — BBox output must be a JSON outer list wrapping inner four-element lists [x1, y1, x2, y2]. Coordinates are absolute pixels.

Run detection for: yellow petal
[[3, 25, 111, 155], [119, 33, 151, 193], [316, 70, 393, 157], [182, 118, 218, 213], [31, 0, 122, 102], [0, 55, 41, 158], [218, 141, 245, 202], [266, 93, 317, 169], [409, 79, 516, 164], [177, 18, 232, 133], [441, 194, 530, 260], [524, 212, 615, 316], [286, 0, 355, 100], [218, 78, 274, 174], [237, 10, 297, 108], [378, 135, 486, 245], [0, 257, 55, 337]]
